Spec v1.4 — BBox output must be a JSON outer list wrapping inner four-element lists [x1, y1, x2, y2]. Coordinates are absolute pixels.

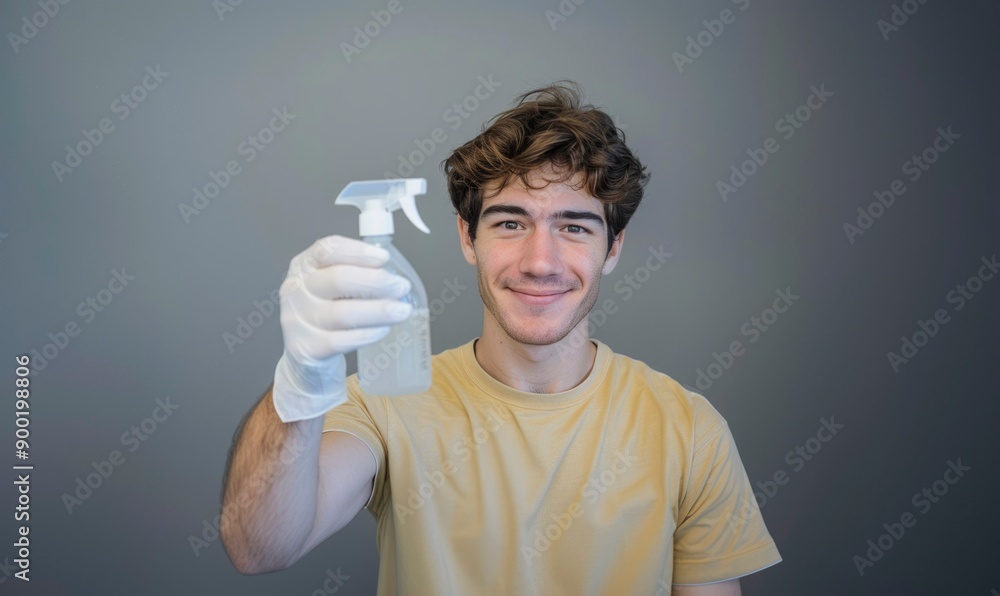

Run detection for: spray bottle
[[335, 178, 432, 395]]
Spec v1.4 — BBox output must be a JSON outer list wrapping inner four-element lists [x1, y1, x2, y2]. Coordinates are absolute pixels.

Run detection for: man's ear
[[457, 214, 477, 265], [602, 228, 625, 275]]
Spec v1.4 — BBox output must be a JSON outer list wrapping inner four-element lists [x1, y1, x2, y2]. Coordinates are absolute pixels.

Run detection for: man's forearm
[[220, 385, 324, 574]]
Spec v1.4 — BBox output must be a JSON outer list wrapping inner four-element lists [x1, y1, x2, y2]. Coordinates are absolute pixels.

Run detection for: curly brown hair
[[440, 80, 650, 253]]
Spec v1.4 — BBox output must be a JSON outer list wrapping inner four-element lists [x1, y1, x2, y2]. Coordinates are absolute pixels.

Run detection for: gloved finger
[[289, 235, 390, 279], [304, 264, 411, 300], [288, 325, 393, 362], [292, 295, 413, 331]]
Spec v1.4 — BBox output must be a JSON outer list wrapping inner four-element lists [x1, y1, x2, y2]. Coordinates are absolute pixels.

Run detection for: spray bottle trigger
[[399, 195, 430, 234]]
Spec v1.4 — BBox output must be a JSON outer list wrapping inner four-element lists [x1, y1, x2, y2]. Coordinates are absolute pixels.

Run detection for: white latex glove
[[271, 235, 413, 422]]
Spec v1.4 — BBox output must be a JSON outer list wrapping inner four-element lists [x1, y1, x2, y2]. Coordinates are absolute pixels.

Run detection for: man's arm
[[217, 235, 412, 574], [219, 384, 376, 574], [673, 578, 741, 596]]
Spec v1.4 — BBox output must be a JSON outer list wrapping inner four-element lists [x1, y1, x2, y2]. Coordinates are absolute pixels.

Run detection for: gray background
[[2, 0, 998, 594]]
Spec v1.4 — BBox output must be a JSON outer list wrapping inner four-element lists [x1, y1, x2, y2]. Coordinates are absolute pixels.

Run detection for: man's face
[[458, 168, 624, 346]]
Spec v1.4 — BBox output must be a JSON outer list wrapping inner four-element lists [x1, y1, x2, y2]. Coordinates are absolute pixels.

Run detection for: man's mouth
[[507, 287, 570, 306]]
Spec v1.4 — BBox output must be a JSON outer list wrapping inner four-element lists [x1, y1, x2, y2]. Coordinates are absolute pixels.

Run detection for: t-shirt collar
[[459, 337, 611, 409]]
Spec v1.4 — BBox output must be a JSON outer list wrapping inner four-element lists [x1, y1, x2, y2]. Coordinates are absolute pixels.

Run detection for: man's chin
[[500, 321, 577, 347]]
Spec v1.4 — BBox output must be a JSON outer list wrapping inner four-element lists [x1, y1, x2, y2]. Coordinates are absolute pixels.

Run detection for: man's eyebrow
[[480, 204, 605, 229], [552, 210, 605, 229], [480, 204, 530, 219]]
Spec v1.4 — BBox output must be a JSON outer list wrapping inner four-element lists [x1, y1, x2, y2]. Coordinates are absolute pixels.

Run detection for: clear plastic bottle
[[356, 235, 431, 394], [335, 178, 432, 395]]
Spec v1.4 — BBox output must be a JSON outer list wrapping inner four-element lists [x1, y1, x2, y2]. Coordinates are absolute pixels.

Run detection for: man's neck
[[473, 323, 597, 394]]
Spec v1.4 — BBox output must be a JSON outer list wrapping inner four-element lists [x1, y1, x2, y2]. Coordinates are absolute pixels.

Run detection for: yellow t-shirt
[[322, 339, 781, 594]]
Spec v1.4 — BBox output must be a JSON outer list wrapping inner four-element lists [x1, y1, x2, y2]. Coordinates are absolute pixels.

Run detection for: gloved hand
[[271, 235, 413, 422]]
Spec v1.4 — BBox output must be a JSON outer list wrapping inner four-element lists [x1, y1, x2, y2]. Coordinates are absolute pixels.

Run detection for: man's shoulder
[[602, 343, 727, 432], [427, 339, 474, 380], [602, 342, 692, 398]]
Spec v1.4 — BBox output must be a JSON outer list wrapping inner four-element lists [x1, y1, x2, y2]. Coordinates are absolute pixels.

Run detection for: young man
[[220, 81, 781, 595]]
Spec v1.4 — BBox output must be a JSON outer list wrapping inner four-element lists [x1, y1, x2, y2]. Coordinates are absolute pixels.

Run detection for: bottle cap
[[335, 178, 430, 236]]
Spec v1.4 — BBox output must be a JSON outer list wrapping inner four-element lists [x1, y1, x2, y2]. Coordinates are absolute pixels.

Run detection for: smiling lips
[[507, 287, 571, 306]]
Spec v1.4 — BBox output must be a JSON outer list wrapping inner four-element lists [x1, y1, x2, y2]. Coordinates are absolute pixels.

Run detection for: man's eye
[[565, 224, 588, 234], [500, 221, 520, 230]]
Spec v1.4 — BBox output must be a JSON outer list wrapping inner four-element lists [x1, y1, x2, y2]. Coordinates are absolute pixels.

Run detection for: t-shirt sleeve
[[321, 376, 389, 517], [672, 400, 782, 585]]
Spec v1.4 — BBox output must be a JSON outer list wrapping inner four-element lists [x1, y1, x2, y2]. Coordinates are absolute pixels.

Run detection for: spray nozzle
[[335, 178, 430, 236]]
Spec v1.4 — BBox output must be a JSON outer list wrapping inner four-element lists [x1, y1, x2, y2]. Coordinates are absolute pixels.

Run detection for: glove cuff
[[271, 352, 348, 423]]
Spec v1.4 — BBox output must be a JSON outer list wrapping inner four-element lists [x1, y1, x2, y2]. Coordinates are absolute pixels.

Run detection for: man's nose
[[519, 228, 564, 278]]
